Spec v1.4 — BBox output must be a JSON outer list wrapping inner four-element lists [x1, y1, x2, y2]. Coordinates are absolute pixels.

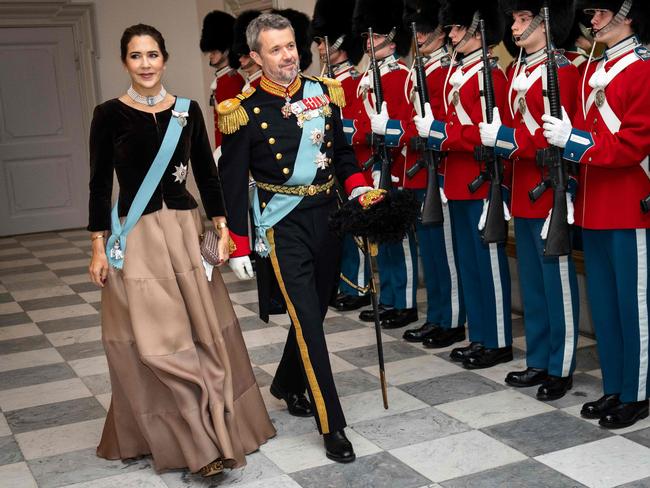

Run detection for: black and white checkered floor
[[1, 230, 650, 488]]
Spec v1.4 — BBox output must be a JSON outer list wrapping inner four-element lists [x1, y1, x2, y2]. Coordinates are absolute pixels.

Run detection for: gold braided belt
[[255, 178, 335, 197]]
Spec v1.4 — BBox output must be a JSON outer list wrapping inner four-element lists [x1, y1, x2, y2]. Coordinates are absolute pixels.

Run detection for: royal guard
[[230, 10, 263, 91], [542, 0, 650, 427], [311, 0, 371, 312], [415, 0, 513, 369], [480, 0, 581, 400], [400, 0, 467, 348], [200, 11, 244, 159], [273, 8, 313, 72], [353, 0, 421, 330]]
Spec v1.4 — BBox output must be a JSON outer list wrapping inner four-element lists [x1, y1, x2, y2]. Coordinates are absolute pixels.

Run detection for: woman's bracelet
[[90, 234, 105, 241]]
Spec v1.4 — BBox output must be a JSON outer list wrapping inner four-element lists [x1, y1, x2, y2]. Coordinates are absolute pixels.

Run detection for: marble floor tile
[[36, 313, 100, 333], [436, 389, 555, 429], [0, 435, 24, 465], [0, 377, 92, 411], [268, 313, 292, 326], [364, 355, 464, 386], [258, 386, 288, 413], [68, 355, 109, 377], [0, 302, 22, 314], [242, 326, 289, 349], [0, 348, 63, 372], [0, 264, 49, 278], [468, 357, 527, 386], [322, 316, 367, 334], [0, 462, 38, 488], [6, 396, 106, 434], [350, 406, 470, 450], [536, 436, 650, 488], [0, 257, 41, 270], [0, 247, 28, 257], [0, 311, 31, 327], [518, 372, 604, 409], [325, 328, 395, 353], [18, 295, 84, 313], [237, 315, 269, 332], [0, 334, 51, 355], [390, 430, 527, 483], [68, 282, 99, 294], [45, 258, 90, 271], [56, 340, 105, 361], [327, 353, 358, 373], [80, 373, 111, 395], [231, 475, 303, 488], [39, 254, 86, 265], [78, 291, 101, 303], [0, 270, 57, 285], [340, 387, 428, 424], [253, 366, 273, 387], [60, 274, 91, 285], [228, 290, 260, 304], [21, 238, 68, 248], [32, 248, 84, 258], [51, 266, 89, 278], [399, 372, 505, 406], [46, 326, 101, 347], [267, 409, 318, 439], [290, 451, 431, 488], [26, 303, 97, 323], [335, 340, 426, 368], [334, 368, 384, 397], [95, 393, 110, 411], [247, 342, 286, 366], [260, 429, 380, 473], [15, 418, 104, 460], [586, 368, 603, 378], [574, 345, 602, 372], [0, 324, 42, 342], [482, 410, 612, 457], [0, 362, 75, 390], [232, 304, 256, 318], [439, 459, 586, 488], [59, 470, 167, 488], [0, 413, 10, 436], [624, 427, 650, 449]]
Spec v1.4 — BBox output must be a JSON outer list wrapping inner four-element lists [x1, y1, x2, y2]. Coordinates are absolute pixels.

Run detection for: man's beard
[[268, 60, 299, 84]]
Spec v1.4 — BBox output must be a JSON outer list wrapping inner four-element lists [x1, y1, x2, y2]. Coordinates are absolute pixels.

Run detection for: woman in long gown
[[86, 23, 275, 476]]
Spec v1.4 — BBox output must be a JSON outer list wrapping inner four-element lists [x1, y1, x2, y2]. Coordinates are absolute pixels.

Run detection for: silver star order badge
[[310, 128, 324, 145], [314, 152, 328, 170], [172, 163, 188, 183]]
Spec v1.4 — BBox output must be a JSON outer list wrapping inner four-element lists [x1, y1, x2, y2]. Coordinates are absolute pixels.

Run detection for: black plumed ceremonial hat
[[582, 0, 650, 43], [311, 0, 364, 65], [273, 8, 314, 71], [403, 0, 443, 33], [229, 10, 261, 68], [200, 10, 236, 53], [500, 0, 576, 46], [353, 0, 412, 57], [439, 0, 506, 46]]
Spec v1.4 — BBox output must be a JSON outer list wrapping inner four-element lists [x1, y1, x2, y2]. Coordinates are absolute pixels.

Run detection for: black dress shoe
[[403, 322, 440, 342], [323, 429, 356, 463], [505, 367, 548, 387], [270, 384, 313, 417], [333, 294, 371, 312], [580, 394, 621, 419], [537, 375, 573, 400], [599, 400, 649, 429], [450, 342, 484, 362], [423, 327, 466, 349], [463, 346, 513, 369], [359, 304, 395, 323], [329, 292, 345, 308], [381, 308, 418, 329]]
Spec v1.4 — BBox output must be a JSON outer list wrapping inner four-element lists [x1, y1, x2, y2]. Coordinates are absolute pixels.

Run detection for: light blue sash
[[253, 80, 325, 256], [106, 97, 191, 269]]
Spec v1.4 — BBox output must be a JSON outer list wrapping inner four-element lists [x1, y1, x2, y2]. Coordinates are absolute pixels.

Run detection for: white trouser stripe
[[442, 204, 460, 326], [636, 229, 648, 401], [558, 256, 575, 377], [489, 243, 506, 347], [357, 247, 365, 297], [403, 235, 414, 309]]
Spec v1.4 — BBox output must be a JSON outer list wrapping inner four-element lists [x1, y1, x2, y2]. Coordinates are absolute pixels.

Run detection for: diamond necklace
[[127, 85, 167, 106]]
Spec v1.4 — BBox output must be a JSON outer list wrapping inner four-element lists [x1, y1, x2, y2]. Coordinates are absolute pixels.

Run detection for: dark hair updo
[[120, 24, 169, 63]]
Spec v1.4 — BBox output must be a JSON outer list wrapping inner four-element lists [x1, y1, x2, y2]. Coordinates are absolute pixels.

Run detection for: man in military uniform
[[542, 0, 650, 427], [400, 0, 468, 348], [230, 10, 263, 91], [312, 0, 371, 312], [354, 0, 421, 330], [219, 13, 370, 461], [414, 0, 514, 369], [479, 0, 580, 400], [199, 11, 244, 160]]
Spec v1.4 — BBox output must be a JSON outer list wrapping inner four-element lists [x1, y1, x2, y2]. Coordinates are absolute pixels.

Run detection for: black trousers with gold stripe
[[268, 200, 346, 435]]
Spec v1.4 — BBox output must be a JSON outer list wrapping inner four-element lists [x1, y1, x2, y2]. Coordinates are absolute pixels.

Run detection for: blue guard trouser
[[376, 229, 419, 310], [515, 218, 579, 377], [414, 189, 466, 328], [583, 228, 649, 403], [338, 234, 369, 296], [448, 199, 512, 349]]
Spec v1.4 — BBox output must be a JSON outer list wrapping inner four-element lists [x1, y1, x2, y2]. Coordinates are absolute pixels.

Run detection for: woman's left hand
[[215, 225, 230, 266]]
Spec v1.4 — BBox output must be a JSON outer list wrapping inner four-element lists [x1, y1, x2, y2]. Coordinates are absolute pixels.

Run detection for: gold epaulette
[[314, 76, 346, 109], [217, 87, 255, 134]]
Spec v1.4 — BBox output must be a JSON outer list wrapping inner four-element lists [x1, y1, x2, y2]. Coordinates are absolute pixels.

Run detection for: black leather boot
[[359, 304, 395, 322], [323, 429, 356, 463], [270, 384, 313, 417], [599, 400, 649, 429], [537, 375, 573, 400], [463, 346, 513, 369], [580, 394, 621, 419], [505, 367, 548, 387], [381, 308, 418, 329], [403, 322, 440, 343], [450, 342, 484, 362], [423, 327, 466, 348], [332, 294, 371, 312]]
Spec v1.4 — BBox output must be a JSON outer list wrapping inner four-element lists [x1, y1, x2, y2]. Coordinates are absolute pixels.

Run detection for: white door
[[0, 26, 88, 236]]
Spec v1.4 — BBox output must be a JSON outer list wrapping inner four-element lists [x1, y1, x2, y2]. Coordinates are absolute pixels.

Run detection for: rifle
[[405, 22, 444, 225], [641, 194, 650, 213], [361, 27, 394, 191], [527, 5, 571, 256], [468, 19, 507, 244], [324, 35, 335, 79]]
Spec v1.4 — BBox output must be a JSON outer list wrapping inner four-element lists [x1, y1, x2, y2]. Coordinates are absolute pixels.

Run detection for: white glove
[[479, 107, 502, 148], [540, 194, 575, 239], [372, 170, 399, 189], [414, 102, 435, 139], [542, 107, 572, 149], [370, 101, 390, 136], [440, 187, 448, 205], [229, 256, 254, 280], [349, 185, 373, 200], [477, 198, 512, 231]]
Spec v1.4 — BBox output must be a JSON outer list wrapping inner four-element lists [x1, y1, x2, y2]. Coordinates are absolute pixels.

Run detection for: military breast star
[[172, 163, 188, 183]]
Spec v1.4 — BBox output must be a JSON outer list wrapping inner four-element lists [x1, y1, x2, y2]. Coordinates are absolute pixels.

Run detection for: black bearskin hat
[[502, 16, 521, 57], [583, 0, 650, 44], [312, 0, 365, 65], [329, 189, 420, 244], [200, 10, 236, 53], [501, 0, 576, 46], [561, 1, 593, 49], [353, 0, 412, 57], [272, 8, 314, 71], [228, 10, 261, 69], [403, 0, 443, 34], [439, 0, 506, 46]]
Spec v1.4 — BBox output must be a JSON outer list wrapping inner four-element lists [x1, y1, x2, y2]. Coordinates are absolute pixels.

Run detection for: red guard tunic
[[494, 49, 580, 218], [563, 37, 650, 229], [211, 65, 245, 149]]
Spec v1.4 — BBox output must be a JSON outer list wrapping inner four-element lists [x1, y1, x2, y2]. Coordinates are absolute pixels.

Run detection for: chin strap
[[365, 27, 397, 54], [590, 0, 634, 38], [454, 11, 481, 52]]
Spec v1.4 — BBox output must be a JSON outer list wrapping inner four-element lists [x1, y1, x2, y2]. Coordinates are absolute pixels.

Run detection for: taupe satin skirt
[[96, 206, 275, 472]]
